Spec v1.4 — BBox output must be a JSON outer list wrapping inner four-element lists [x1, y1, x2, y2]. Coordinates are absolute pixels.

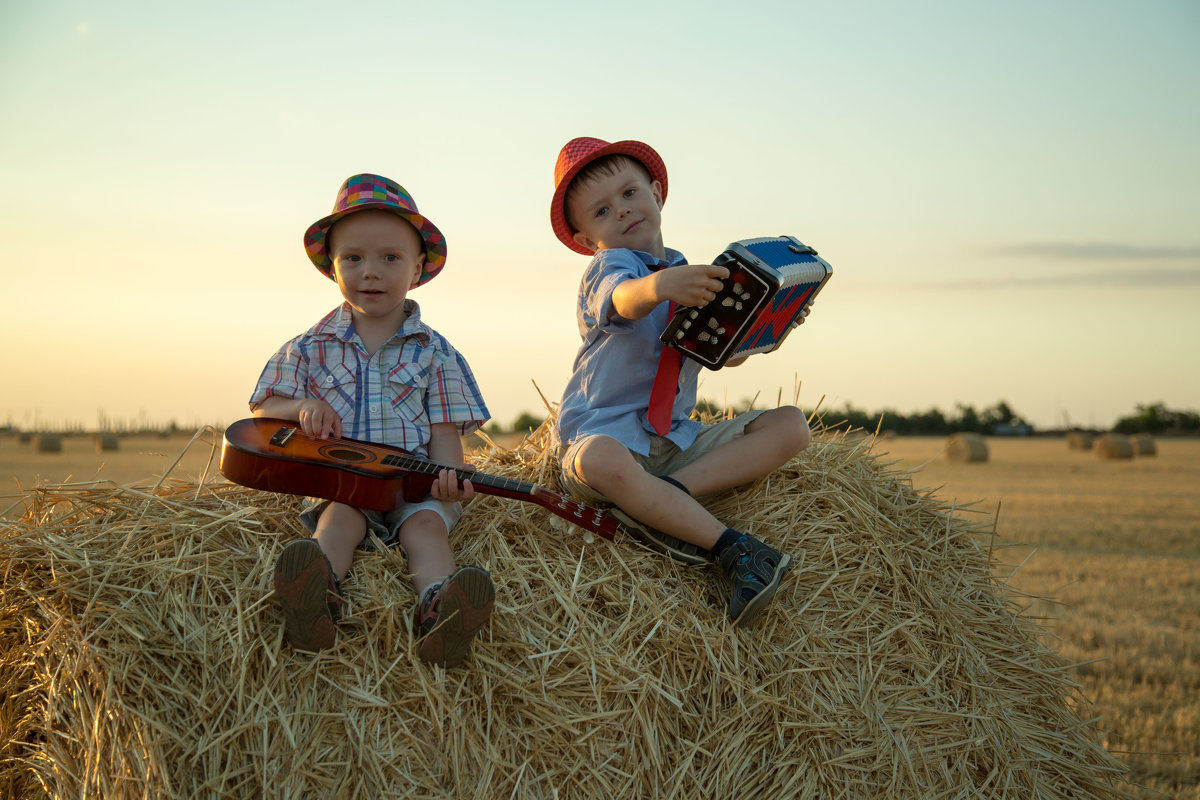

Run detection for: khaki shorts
[[558, 409, 767, 504], [299, 496, 462, 550]]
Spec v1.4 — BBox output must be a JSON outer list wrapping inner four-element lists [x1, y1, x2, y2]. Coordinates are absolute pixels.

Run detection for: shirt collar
[[318, 300, 430, 346], [628, 247, 687, 270]]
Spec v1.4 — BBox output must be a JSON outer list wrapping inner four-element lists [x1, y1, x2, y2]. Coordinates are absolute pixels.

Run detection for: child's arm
[[426, 422, 476, 502], [611, 264, 731, 320], [253, 395, 343, 439]]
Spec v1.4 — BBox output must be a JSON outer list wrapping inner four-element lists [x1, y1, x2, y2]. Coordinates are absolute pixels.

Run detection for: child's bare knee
[[755, 406, 810, 454], [574, 437, 637, 494]]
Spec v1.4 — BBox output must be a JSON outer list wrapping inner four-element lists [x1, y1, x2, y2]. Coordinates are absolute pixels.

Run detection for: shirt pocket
[[308, 362, 359, 421], [386, 361, 430, 417]]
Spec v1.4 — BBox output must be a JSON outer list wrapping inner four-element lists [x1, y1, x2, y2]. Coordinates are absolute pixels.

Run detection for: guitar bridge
[[269, 426, 297, 448]]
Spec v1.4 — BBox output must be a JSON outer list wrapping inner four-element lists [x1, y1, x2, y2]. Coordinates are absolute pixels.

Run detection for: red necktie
[[648, 301, 681, 436]]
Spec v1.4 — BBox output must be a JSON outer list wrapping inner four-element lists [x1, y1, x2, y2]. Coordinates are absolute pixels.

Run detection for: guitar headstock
[[529, 488, 619, 540]]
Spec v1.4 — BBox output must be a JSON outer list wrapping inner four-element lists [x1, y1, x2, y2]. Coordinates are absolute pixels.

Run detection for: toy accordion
[[660, 235, 833, 369]]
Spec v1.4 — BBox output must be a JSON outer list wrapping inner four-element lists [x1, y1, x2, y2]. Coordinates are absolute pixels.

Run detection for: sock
[[709, 528, 748, 560], [659, 475, 691, 495]]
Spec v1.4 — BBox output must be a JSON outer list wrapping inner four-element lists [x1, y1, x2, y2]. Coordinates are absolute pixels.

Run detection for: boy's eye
[[595, 206, 608, 218], [623, 188, 636, 198]]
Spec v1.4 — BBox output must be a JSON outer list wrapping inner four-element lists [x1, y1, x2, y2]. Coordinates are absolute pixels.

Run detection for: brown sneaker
[[273, 538, 344, 651], [415, 565, 495, 668]]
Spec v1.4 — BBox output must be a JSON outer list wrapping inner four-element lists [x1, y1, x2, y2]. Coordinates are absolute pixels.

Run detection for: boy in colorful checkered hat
[[250, 174, 493, 667], [549, 137, 812, 626]]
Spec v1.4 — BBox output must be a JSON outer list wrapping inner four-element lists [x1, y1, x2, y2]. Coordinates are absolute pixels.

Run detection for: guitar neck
[[382, 450, 617, 540], [381, 451, 535, 498]]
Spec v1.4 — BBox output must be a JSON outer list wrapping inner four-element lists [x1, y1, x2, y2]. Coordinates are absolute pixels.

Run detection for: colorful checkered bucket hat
[[550, 137, 668, 255], [304, 174, 447, 286]]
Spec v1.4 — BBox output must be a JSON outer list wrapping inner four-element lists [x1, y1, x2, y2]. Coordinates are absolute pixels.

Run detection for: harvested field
[[868, 434, 1200, 799]]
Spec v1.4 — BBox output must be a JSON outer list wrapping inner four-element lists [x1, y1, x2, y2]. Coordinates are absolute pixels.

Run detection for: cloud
[[913, 266, 1200, 291], [985, 242, 1200, 261]]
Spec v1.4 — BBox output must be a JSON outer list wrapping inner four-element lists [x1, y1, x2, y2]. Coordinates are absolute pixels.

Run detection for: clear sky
[[2, 1, 1197, 432]]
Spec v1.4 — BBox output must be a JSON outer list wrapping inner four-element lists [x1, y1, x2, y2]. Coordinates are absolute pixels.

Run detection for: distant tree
[[952, 403, 982, 433], [511, 412, 545, 433], [1114, 402, 1200, 435]]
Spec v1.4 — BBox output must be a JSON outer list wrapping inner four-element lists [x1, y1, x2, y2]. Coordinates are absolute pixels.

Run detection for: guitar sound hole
[[321, 446, 372, 463]]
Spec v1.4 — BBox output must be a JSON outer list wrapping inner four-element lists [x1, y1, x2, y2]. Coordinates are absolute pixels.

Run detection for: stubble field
[[2, 429, 1197, 797]]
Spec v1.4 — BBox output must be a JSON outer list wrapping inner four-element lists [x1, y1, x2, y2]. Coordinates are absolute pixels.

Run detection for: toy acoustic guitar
[[220, 417, 618, 540]]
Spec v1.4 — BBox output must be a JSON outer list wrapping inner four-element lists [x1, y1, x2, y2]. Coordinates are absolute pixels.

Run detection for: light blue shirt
[[554, 247, 703, 456]]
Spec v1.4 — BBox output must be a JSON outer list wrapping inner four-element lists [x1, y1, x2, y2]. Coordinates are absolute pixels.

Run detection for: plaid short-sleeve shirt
[[250, 301, 489, 457]]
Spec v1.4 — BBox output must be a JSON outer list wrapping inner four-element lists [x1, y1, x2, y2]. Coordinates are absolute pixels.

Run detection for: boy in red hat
[[549, 138, 812, 626], [250, 174, 492, 667]]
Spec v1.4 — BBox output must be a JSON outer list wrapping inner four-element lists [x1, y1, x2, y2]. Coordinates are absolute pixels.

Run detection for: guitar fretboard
[[380, 453, 535, 496]]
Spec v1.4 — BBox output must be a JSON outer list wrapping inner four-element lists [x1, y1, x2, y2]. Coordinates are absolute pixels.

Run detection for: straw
[[0, 420, 1132, 799]]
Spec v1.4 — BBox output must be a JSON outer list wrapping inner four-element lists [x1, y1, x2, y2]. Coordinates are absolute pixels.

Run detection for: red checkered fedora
[[304, 174, 447, 286], [550, 137, 668, 255]]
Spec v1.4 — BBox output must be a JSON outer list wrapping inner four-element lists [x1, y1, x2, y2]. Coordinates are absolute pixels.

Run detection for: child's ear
[[650, 179, 664, 208], [411, 252, 427, 288], [572, 231, 599, 252]]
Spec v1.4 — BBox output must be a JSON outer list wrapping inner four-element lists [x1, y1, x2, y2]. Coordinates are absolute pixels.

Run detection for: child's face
[[566, 160, 665, 258], [328, 210, 426, 324]]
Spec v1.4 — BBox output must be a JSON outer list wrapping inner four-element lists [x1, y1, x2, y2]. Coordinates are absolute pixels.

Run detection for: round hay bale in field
[[94, 433, 120, 452], [18, 432, 32, 444], [32, 433, 62, 453], [945, 431, 988, 462], [0, 423, 1129, 799], [1067, 431, 1094, 450], [1132, 433, 1157, 456], [1095, 433, 1134, 460]]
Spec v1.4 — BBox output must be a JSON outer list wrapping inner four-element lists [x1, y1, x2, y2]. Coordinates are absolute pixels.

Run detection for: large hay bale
[[1095, 433, 1134, 460], [94, 433, 120, 452], [1066, 431, 1094, 450], [32, 433, 62, 453], [1132, 433, 1156, 456], [945, 432, 988, 462], [0, 424, 1130, 799]]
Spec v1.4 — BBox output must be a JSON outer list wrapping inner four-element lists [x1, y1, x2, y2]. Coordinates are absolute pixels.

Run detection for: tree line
[[485, 400, 1200, 437]]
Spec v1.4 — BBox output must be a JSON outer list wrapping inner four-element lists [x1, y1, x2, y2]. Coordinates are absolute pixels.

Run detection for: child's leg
[[274, 502, 365, 651], [571, 435, 725, 549], [669, 406, 810, 497], [312, 502, 369, 579], [395, 509, 457, 597], [401, 509, 494, 668]]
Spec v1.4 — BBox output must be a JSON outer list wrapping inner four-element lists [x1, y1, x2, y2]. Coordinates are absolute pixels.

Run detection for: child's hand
[[297, 399, 342, 439], [430, 467, 475, 503], [656, 264, 730, 308], [790, 304, 813, 330]]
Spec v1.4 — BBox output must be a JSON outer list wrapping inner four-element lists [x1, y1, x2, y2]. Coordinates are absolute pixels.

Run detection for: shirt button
[[370, 405, 379, 413], [325, 376, 333, 385]]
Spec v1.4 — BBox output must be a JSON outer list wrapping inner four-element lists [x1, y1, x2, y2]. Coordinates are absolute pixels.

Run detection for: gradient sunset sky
[[2, 1, 1197, 432]]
